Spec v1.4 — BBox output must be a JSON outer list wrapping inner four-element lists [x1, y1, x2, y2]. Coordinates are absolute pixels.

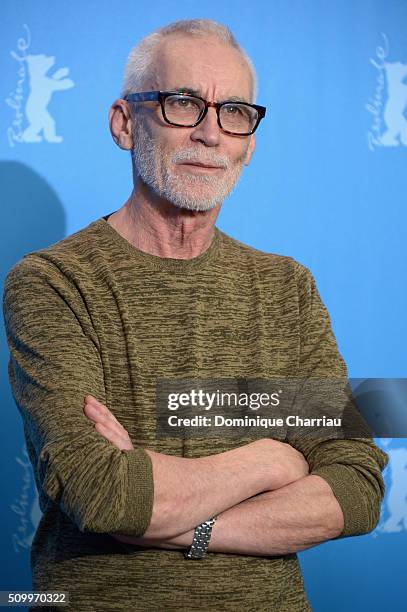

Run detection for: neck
[[107, 179, 222, 259]]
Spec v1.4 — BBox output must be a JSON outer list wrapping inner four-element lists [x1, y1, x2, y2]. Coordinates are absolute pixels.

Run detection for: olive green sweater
[[3, 216, 387, 611]]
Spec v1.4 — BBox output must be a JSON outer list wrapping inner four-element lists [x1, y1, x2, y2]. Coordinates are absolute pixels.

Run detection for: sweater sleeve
[[2, 255, 154, 537], [288, 262, 388, 538]]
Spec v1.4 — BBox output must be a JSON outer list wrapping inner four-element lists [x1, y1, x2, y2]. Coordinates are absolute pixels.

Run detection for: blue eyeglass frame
[[124, 90, 267, 136]]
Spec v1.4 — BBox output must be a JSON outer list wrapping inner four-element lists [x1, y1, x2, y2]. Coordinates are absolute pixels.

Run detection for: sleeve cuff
[[311, 463, 380, 538], [117, 447, 155, 536]]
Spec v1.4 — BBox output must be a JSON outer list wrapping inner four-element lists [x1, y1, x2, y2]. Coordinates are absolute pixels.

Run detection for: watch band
[[184, 516, 218, 560]]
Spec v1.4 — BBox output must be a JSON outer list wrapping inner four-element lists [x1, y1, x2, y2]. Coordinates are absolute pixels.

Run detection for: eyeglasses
[[124, 91, 267, 136]]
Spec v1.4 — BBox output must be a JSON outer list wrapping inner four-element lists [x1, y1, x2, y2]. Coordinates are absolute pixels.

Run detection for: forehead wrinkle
[[156, 36, 253, 98]]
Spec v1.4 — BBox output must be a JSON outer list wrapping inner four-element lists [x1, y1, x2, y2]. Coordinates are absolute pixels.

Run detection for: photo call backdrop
[[1, 1, 406, 610]]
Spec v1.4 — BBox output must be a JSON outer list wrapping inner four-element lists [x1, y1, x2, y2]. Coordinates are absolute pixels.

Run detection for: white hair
[[121, 19, 258, 102]]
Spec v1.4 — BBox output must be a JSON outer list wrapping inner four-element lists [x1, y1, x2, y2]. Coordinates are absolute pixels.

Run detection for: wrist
[[184, 516, 218, 560]]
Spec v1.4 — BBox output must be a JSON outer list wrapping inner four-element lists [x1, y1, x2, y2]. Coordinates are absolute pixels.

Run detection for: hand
[[251, 438, 309, 490], [83, 395, 193, 550], [83, 395, 134, 451]]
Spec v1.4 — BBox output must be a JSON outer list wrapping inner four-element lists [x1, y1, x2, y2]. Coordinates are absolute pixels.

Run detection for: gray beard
[[131, 122, 247, 212]]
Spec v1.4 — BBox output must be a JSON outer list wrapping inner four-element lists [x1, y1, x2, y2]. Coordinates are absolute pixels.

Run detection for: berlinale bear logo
[[22, 53, 74, 143], [381, 61, 407, 147], [378, 441, 407, 534], [366, 33, 407, 150], [6, 25, 74, 146]]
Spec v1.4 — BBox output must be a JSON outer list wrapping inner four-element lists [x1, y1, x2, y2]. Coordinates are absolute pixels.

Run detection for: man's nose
[[190, 107, 221, 146]]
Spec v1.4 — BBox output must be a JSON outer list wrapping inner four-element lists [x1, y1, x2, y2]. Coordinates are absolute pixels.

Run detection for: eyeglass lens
[[164, 95, 258, 134]]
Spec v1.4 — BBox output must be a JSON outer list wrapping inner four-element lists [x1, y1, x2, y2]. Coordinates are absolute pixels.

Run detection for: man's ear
[[244, 134, 255, 166], [108, 99, 133, 150]]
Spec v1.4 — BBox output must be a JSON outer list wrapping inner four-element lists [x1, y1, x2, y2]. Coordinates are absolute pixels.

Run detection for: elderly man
[[3, 19, 387, 612]]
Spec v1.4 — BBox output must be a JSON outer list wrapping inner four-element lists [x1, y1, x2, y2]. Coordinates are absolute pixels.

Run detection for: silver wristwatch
[[184, 516, 218, 560]]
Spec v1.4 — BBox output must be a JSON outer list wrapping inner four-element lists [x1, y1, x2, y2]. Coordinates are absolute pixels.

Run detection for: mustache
[[172, 149, 230, 169]]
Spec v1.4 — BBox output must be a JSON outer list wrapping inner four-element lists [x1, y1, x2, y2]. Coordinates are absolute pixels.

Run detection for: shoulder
[[4, 219, 105, 289], [216, 227, 314, 286], [2, 220, 109, 319]]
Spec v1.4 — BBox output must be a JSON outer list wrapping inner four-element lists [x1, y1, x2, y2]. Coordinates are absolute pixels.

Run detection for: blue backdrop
[[1, 1, 406, 610]]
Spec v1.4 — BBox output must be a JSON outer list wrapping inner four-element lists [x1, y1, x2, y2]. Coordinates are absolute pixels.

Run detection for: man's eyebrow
[[222, 95, 249, 103], [170, 87, 250, 104]]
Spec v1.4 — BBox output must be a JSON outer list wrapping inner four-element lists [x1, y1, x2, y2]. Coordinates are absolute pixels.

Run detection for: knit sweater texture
[[3, 216, 388, 611]]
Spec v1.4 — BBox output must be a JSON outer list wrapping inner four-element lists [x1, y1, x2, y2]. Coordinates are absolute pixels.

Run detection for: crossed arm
[[4, 259, 387, 556], [84, 394, 345, 557]]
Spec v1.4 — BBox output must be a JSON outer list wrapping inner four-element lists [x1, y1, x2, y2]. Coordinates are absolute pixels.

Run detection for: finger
[[85, 395, 127, 433], [94, 420, 133, 449], [84, 404, 134, 450], [83, 402, 108, 424], [84, 404, 128, 441], [84, 395, 109, 412], [83, 396, 134, 449], [94, 422, 133, 451]]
